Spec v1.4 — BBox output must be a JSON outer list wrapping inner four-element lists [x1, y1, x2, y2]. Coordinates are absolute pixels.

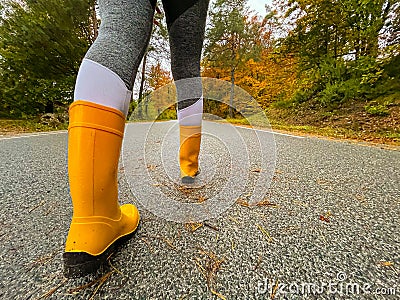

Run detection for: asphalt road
[[0, 121, 399, 300]]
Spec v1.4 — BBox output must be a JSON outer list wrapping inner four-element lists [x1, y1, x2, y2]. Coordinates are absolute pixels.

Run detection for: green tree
[[279, 0, 394, 63], [204, 0, 264, 117], [276, 0, 398, 106], [0, 0, 97, 117]]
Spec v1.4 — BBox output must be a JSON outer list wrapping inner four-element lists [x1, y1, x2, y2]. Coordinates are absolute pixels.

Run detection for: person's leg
[[75, 0, 157, 113], [64, 0, 156, 278], [162, 0, 210, 183]]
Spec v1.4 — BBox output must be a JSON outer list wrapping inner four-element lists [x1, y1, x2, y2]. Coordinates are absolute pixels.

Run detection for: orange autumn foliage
[[202, 49, 298, 110], [148, 63, 172, 90]]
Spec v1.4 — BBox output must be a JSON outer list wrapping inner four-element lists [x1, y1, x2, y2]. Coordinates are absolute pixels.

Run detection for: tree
[[134, 4, 169, 119], [383, 1, 400, 50], [144, 62, 172, 118], [0, 0, 97, 117], [137, 5, 169, 102], [276, 0, 399, 106], [203, 0, 265, 117], [148, 63, 172, 90]]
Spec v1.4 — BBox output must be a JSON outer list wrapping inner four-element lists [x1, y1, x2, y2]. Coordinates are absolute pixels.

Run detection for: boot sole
[[63, 230, 136, 278], [181, 169, 201, 184], [181, 176, 195, 184]]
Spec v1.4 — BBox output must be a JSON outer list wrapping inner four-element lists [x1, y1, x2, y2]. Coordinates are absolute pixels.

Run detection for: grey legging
[[85, 0, 209, 110]]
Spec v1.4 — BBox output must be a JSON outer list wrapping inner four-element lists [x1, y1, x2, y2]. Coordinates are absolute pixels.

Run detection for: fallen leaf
[[254, 254, 262, 271], [211, 289, 226, 300], [146, 164, 157, 171], [271, 278, 279, 299], [319, 211, 332, 222], [198, 195, 207, 203], [204, 222, 219, 231], [319, 215, 330, 223], [228, 216, 240, 224], [316, 179, 329, 185], [378, 261, 394, 267], [195, 248, 225, 292], [256, 198, 278, 208], [356, 194, 367, 203], [256, 223, 273, 243], [236, 198, 250, 207], [185, 222, 203, 232]]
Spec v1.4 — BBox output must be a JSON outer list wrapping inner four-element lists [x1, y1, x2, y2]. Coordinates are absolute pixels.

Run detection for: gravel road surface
[[0, 121, 399, 299]]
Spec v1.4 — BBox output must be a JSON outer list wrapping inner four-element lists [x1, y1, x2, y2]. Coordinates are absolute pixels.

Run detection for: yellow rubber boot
[[179, 125, 201, 184], [63, 100, 140, 278]]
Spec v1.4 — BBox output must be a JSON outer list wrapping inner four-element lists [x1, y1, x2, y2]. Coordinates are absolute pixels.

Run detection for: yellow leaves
[[197, 195, 207, 203], [146, 164, 157, 171], [236, 197, 279, 208], [148, 63, 171, 90], [319, 211, 332, 223], [202, 49, 299, 110], [236, 198, 251, 207], [185, 222, 203, 232], [256, 198, 279, 208], [378, 261, 394, 267]]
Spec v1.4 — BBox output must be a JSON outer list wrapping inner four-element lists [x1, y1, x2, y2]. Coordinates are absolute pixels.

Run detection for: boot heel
[[63, 231, 135, 278], [63, 251, 108, 278]]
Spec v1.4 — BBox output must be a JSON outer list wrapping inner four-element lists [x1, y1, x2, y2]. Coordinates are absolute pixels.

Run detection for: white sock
[[177, 97, 203, 126], [74, 59, 132, 116]]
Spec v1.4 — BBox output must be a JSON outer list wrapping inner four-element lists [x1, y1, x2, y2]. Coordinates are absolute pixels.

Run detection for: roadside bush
[[364, 104, 390, 116]]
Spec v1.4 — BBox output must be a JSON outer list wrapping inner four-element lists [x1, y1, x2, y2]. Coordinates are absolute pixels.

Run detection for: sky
[[248, 0, 273, 16]]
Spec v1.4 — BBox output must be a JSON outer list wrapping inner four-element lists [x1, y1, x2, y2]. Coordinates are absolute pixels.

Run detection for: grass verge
[[222, 107, 399, 148], [0, 119, 68, 136]]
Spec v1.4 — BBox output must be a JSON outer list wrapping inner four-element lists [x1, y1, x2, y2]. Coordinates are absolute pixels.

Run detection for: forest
[[0, 0, 399, 143]]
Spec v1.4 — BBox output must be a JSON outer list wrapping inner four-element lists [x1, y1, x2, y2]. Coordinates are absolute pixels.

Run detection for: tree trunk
[[92, 2, 98, 41], [229, 67, 235, 118], [88, 1, 98, 45], [144, 95, 149, 118], [138, 52, 147, 101], [355, 24, 361, 61], [334, 25, 338, 67], [138, 52, 148, 119]]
